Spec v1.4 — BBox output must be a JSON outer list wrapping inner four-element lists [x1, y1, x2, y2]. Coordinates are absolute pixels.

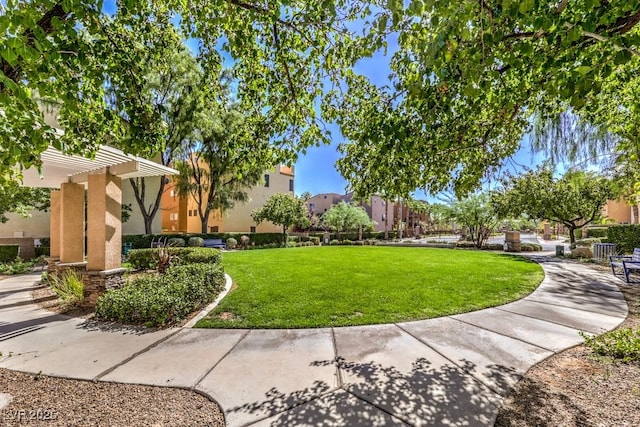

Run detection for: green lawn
[[195, 246, 543, 329]]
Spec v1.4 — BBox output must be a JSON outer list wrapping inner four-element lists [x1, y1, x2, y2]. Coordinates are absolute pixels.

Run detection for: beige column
[[49, 190, 61, 258], [87, 173, 122, 271], [60, 182, 85, 263]]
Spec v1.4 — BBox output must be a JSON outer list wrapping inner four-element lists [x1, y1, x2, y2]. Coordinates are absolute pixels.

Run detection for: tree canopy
[[1, 0, 372, 180], [330, 1, 640, 198], [491, 166, 615, 244], [0, 182, 50, 223], [322, 201, 373, 239], [450, 193, 499, 249], [252, 193, 309, 244]]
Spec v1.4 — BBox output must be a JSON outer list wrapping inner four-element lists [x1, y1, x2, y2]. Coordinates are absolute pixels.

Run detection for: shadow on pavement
[[228, 356, 516, 426]]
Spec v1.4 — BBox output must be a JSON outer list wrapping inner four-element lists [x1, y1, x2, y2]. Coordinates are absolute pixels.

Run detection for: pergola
[[20, 145, 177, 279]]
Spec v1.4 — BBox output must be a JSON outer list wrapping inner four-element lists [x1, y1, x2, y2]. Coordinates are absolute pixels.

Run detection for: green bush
[[586, 227, 608, 238], [0, 258, 34, 275], [574, 228, 583, 240], [521, 243, 542, 252], [286, 241, 298, 247], [484, 243, 504, 251], [0, 245, 19, 263], [330, 239, 340, 245], [240, 235, 250, 248], [226, 238, 237, 249], [48, 270, 84, 308], [188, 237, 205, 247], [574, 238, 602, 247], [309, 236, 320, 245], [35, 246, 50, 257], [607, 225, 640, 254], [127, 247, 222, 271], [581, 328, 640, 362], [455, 241, 477, 248], [95, 263, 226, 327], [342, 239, 353, 245], [123, 232, 285, 249], [167, 237, 186, 247], [288, 235, 300, 242]]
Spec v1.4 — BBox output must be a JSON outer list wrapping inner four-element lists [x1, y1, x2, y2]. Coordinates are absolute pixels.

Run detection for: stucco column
[[49, 190, 61, 258], [87, 172, 122, 271], [60, 182, 85, 263]]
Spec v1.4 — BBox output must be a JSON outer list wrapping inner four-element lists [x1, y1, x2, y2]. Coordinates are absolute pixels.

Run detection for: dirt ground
[[495, 262, 640, 426]]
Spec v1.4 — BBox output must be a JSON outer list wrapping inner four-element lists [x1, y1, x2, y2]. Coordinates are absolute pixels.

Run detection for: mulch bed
[[495, 261, 640, 426]]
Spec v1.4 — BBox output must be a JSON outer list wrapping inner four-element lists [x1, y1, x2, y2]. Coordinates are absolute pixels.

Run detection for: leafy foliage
[[127, 247, 222, 271], [450, 194, 499, 249], [322, 201, 373, 238], [252, 193, 310, 244], [0, 182, 50, 223], [0, 245, 20, 263], [47, 270, 84, 308], [607, 225, 640, 254], [329, 1, 640, 197], [95, 263, 225, 327], [1, 1, 369, 180], [492, 166, 615, 243], [0, 256, 34, 274], [582, 328, 640, 363]]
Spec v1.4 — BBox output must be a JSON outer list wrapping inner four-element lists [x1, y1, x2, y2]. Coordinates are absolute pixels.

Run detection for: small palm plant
[[151, 237, 178, 274]]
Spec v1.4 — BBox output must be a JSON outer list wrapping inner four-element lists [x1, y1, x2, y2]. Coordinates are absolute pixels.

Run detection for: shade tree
[[252, 193, 310, 245]]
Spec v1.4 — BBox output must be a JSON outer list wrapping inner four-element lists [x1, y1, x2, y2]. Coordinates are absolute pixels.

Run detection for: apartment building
[[162, 165, 295, 233]]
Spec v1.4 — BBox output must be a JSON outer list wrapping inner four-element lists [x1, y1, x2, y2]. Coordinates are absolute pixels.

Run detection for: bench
[[204, 239, 226, 249], [610, 248, 640, 283]]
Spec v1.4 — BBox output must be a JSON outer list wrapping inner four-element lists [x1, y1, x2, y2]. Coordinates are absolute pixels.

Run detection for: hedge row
[[95, 263, 225, 327], [123, 233, 285, 249], [0, 245, 19, 263], [607, 225, 640, 254], [127, 247, 222, 271]]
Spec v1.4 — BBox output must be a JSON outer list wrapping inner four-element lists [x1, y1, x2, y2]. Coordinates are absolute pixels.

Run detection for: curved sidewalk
[[0, 257, 628, 426]]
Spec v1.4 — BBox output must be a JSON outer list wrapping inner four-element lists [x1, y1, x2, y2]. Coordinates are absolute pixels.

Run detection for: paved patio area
[[0, 256, 628, 426]]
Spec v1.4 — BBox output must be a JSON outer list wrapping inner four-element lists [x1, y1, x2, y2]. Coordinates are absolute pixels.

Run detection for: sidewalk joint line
[[394, 323, 506, 397], [495, 306, 608, 334], [343, 386, 416, 426], [330, 327, 344, 388], [94, 328, 183, 381], [193, 329, 251, 389], [524, 297, 627, 318], [449, 317, 556, 353]]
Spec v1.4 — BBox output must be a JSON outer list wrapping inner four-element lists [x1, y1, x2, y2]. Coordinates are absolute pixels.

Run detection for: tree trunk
[[283, 224, 287, 247], [398, 197, 402, 239], [130, 177, 166, 235], [569, 227, 576, 245], [384, 199, 389, 240]]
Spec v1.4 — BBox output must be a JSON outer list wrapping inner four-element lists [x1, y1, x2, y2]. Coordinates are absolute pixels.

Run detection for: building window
[[289, 179, 294, 192], [250, 226, 256, 233], [264, 174, 270, 187], [324, 208, 327, 212], [309, 203, 315, 210], [170, 213, 178, 221], [323, 195, 327, 199], [170, 189, 175, 197], [382, 213, 386, 221], [210, 226, 219, 232]]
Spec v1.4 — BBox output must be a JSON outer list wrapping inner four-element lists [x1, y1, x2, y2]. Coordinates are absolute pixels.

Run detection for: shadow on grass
[[226, 356, 516, 426]]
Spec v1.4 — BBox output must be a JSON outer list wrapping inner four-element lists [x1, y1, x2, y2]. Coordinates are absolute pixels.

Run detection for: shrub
[[574, 228, 583, 240], [0, 245, 19, 263], [181, 248, 222, 265], [354, 240, 365, 246], [330, 239, 340, 245], [484, 243, 504, 251], [309, 236, 320, 245], [288, 235, 300, 242], [188, 237, 205, 247], [226, 238, 237, 249], [455, 241, 476, 248], [574, 238, 602, 247], [521, 243, 542, 252], [0, 258, 34, 275], [342, 239, 353, 245], [96, 263, 225, 327], [240, 235, 250, 248], [127, 249, 157, 271], [35, 246, 50, 257], [167, 237, 186, 247], [587, 227, 608, 239], [581, 328, 640, 362], [607, 225, 640, 254], [48, 270, 84, 308]]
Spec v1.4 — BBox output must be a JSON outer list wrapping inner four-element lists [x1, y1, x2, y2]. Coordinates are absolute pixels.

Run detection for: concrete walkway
[[0, 257, 628, 426]]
